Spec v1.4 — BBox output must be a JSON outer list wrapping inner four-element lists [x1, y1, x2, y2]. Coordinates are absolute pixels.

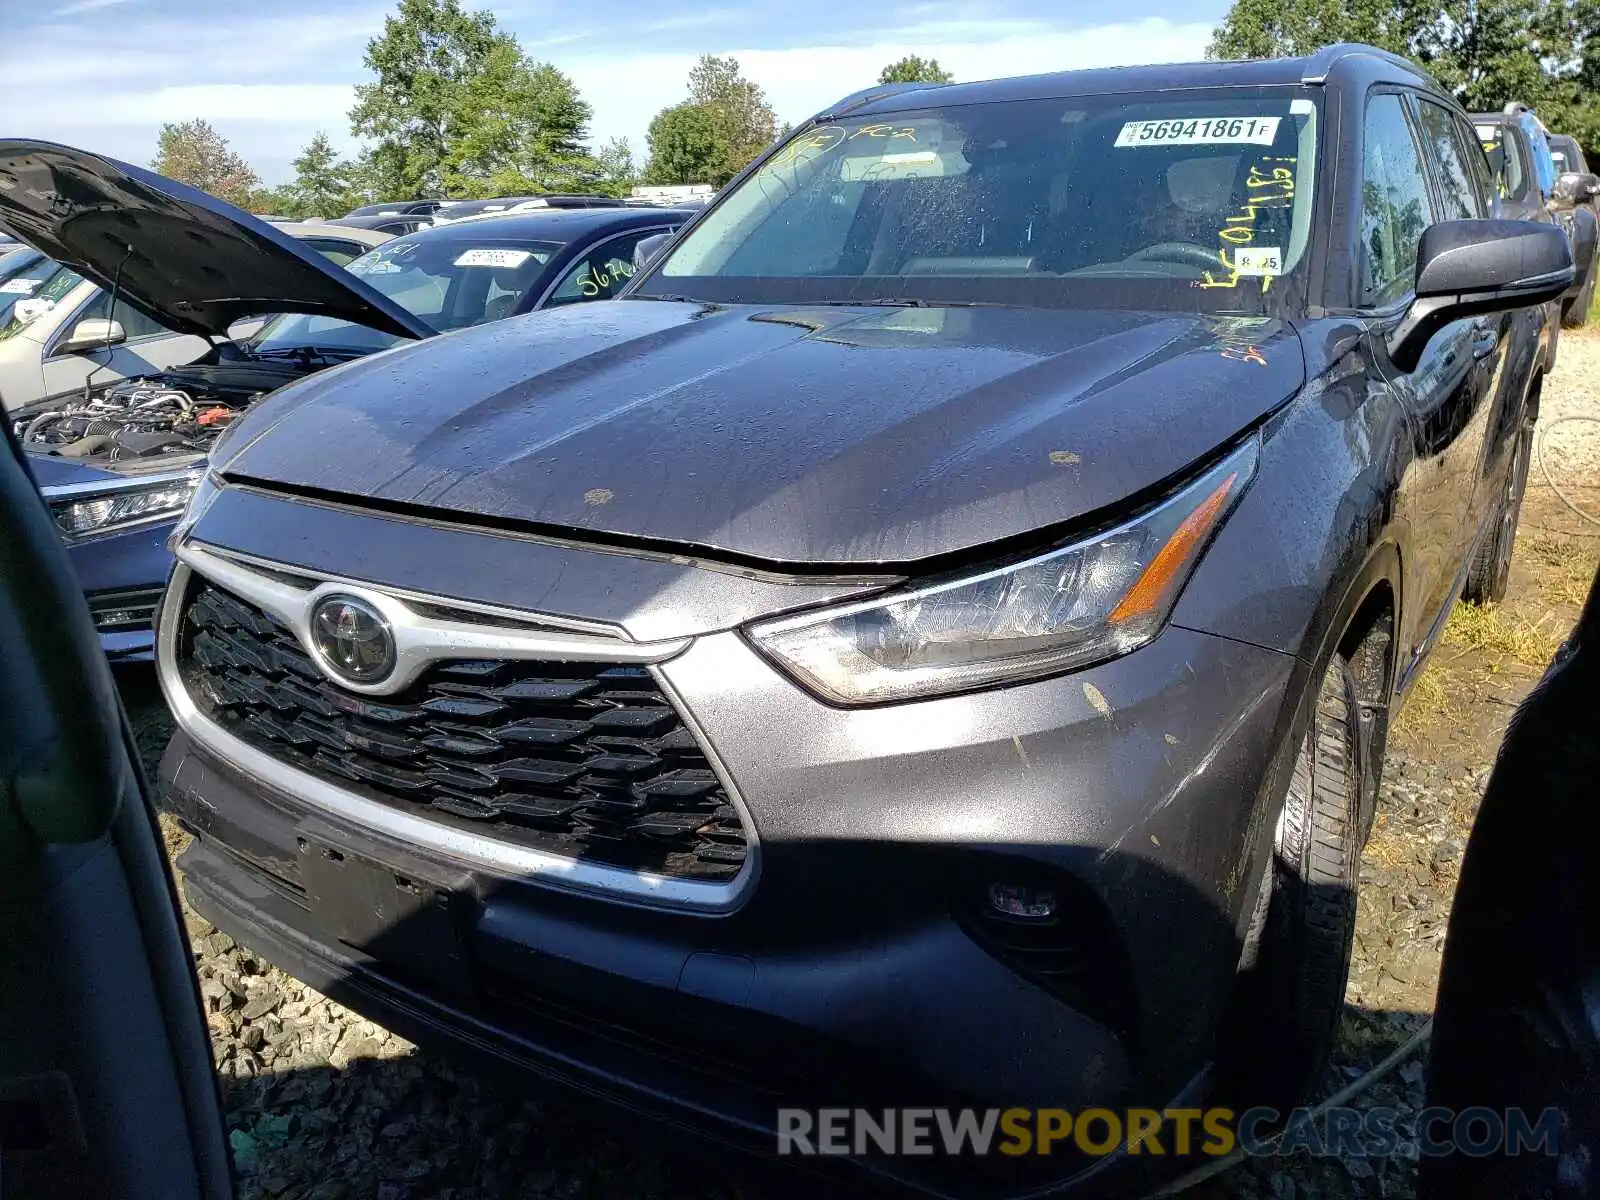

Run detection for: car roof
[[827, 43, 1440, 121], [274, 221, 395, 248], [329, 214, 422, 230], [409, 208, 695, 242], [346, 200, 439, 216]]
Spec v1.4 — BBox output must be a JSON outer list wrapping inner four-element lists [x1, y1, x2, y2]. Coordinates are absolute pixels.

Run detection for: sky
[[1, 0, 1231, 187]]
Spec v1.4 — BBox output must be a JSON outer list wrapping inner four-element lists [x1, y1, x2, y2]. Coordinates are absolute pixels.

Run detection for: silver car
[[0, 222, 391, 413]]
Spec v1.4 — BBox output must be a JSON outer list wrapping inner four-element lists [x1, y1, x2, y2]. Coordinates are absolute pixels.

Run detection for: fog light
[[987, 882, 1057, 920]]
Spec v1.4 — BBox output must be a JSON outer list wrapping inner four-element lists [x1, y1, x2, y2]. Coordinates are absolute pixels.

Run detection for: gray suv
[[153, 45, 1567, 1196]]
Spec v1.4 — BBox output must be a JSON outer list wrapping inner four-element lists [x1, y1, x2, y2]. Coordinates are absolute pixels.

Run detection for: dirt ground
[[123, 331, 1599, 1200]]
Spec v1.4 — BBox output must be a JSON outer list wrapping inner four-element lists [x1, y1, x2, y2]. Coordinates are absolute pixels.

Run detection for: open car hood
[[0, 139, 433, 341]]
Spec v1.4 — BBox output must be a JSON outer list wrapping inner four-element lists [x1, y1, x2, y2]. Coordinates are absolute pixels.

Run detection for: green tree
[[687, 54, 778, 185], [243, 184, 303, 217], [498, 61, 599, 193], [349, 0, 597, 198], [151, 119, 261, 209], [645, 102, 722, 185], [289, 132, 352, 218], [595, 137, 638, 196], [1209, 0, 1600, 155], [878, 55, 955, 84]]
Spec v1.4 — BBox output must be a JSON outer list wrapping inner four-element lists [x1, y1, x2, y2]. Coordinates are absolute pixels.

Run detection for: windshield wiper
[[252, 346, 367, 363], [814, 298, 1017, 309]]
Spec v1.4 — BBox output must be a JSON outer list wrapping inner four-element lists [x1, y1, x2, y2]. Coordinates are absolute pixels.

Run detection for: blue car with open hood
[[0, 139, 692, 659]]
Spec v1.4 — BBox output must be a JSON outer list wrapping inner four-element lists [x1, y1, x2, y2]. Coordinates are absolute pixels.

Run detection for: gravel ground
[[121, 332, 1599, 1200]]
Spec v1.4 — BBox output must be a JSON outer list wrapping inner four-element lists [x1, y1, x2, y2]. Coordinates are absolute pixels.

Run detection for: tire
[[1463, 420, 1533, 605], [1561, 269, 1594, 329], [1221, 656, 1365, 1113]]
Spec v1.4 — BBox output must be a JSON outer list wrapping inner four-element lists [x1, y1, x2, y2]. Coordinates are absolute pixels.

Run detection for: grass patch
[[1520, 533, 1598, 609], [1441, 600, 1564, 667], [1393, 662, 1454, 737]]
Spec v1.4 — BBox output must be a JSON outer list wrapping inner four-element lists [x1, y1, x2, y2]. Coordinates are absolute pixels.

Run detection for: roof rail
[[1300, 42, 1425, 84], [814, 81, 946, 121]]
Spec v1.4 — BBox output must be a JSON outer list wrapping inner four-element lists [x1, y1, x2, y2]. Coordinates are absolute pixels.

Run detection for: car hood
[[0, 139, 432, 341], [25, 452, 120, 490], [217, 301, 1305, 566]]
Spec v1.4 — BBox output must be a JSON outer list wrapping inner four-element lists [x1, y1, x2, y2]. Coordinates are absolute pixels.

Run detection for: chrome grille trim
[[157, 554, 759, 914], [175, 541, 690, 697]]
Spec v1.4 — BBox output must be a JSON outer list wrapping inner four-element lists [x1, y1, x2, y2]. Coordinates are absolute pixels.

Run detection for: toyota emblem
[[309, 595, 395, 685]]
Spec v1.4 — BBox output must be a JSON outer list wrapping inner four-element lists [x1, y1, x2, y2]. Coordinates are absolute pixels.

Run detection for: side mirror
[[1390, 220, 1573, 373], [1550, 171, 1600, 208], [633, 232, 673, 273], [57, 317, 126, 356]]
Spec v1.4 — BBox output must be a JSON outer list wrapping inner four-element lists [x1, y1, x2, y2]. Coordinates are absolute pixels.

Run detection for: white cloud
[[568, 17, 1216, 158], [34, 84, 359, 127], [54, 0, 137, 14], [1, 10, 1215, 185]]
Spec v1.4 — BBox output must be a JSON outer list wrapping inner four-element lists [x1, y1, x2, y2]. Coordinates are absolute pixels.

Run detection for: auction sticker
[[454, 248, 533, 268], [1233, 246, 1284, 276], [1115, 116, 1281, 147], [0, 279, 38, 294]]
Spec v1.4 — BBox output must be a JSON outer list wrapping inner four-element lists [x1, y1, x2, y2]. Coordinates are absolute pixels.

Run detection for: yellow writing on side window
[[576, 258, 636, 298]]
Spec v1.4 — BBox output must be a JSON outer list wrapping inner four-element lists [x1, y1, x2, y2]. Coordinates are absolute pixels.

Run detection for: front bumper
[[157, 524, 1301, 1196], [62, 517, 178, 662]]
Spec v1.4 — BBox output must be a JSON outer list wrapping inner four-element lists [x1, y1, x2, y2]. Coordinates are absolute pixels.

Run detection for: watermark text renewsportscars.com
[[776, 1106, 1564, 1159]]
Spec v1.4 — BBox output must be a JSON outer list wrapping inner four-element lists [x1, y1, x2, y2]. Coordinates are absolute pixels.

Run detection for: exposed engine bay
[[12, 357, 312, 475]]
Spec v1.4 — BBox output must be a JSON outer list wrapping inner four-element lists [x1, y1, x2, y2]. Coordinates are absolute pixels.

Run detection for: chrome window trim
[[157, 558, 759, 914]]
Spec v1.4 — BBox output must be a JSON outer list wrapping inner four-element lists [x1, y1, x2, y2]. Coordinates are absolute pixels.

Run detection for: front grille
[[175, 579, 749, 882]]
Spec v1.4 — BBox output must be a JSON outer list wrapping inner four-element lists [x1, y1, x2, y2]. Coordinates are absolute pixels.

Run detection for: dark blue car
[[2, 140, 693, 660]]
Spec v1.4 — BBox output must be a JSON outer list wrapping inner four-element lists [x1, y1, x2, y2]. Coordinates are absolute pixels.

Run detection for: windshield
[[641, 89, 1319, 314], [0, 256, 85, 340], [250, 235, 563, 356]]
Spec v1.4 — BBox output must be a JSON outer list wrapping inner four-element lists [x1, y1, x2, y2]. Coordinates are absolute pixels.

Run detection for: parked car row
[[0, 142, 692, 661], [325, 193, 636, 237], [1473, 101, 1600, 330], [1, 42, 1585, 1199]]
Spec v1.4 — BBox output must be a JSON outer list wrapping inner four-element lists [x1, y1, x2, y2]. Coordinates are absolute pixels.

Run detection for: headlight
[[46, 473, 200, 540], [748, 438, 1258, 705]]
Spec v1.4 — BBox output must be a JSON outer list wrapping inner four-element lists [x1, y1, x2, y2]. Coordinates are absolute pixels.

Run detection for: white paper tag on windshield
[[454, 248, 532, 268], [1115, 116, 1281, 148], [1233, 246, 1284, 276], [0, 279, 38, 294]]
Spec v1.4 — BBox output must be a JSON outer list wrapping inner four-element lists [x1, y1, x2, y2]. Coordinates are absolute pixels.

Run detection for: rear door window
[[1416, 100, 1485, 219], [1476, 123, 1525, 200], [1452, 116, 1495, 212], [1360, 92, 1438, 306]]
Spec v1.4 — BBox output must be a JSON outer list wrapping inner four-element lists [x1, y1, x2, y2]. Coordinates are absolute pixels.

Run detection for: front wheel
[[1561, 270, 1594, 329], [1220, 656, 1366, 1112]]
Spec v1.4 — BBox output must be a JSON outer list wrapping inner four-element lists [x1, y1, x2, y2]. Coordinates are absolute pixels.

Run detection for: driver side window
[[70, 288, 171, 342], [545, 232, 658, 307], [1361, 93, 1436, 308]]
